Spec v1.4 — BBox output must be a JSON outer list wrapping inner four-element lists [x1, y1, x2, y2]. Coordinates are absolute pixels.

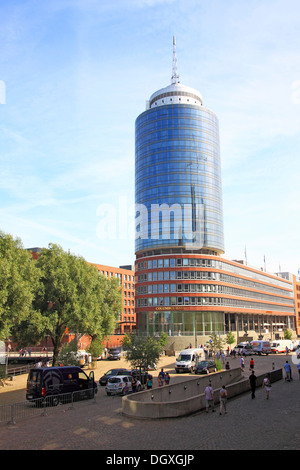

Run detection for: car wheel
[[45, 395, 59, 407], [106, 392, 111, 396]]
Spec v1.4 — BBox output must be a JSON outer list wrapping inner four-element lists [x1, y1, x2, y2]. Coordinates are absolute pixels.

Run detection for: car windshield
[[178, 354, 191, 361], [105, 370, 115, 376], [108, 377, 121, 383], [198, 361, 208, 367]]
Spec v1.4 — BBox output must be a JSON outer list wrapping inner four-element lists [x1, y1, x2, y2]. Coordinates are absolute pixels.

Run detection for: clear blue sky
[[0, 0, 300, 275]]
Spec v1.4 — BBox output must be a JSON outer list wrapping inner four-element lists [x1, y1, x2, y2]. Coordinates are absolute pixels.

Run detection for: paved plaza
[[0, 353, 299, 450]]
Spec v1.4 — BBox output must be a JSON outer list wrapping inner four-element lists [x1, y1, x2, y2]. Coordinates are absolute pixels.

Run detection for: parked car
[[99, 368, 131, 386], [105, 375, 141, 396], [194, 360, 217, 374], [233, 343, 253, 355], [108, 348, 121, 360]]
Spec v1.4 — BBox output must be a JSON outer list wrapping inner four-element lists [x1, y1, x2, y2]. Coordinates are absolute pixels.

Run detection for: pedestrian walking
[[157, 375, 164, 387], [164, 372, 170, 385], [240, 356, 245, 371], [249, 357, 254, 371], [249, 370, 257, 399], [146, 375, 152, 390], [132, 376, 137, 393], [219, 385, 227, 415], [204, 383, 215, 413], [225, 361, 230, 370], [221, 352, 226, 365], [284, 361, 292, 382], [158, 368, 165, 381], [262, 375, 271, 400], [297, 362, 300, 380]]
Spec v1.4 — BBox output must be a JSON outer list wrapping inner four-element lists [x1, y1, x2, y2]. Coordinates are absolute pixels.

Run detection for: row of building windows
[[136, 128, 219, 147], [99, 270, 135, 284], [136, 139, 219, 156], [135, 283, 293, 305], [135, 295, 294, 312], [123, 308, 135, 316], [135, 187, 223, 203], [136, 175, 221, 191], [136, 114, 218, 131], [136, 271, 292, 299], [136, 105, 218, 128], [124, 291, 134, 297], [136, 164, 220, 183], [124, 299, 134, 306], [135, 150, 220, 168], [136, 258, 292, 290], [136, 236, 224, 252]]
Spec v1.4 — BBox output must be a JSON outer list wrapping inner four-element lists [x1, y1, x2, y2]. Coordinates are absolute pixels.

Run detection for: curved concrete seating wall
[[122, 368, 241, 419], [122, 368, 283, 419]]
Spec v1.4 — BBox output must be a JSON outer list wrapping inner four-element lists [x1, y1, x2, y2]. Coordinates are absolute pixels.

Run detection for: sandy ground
[[0, 354, 178, 404], [1, 351, 296, 406]]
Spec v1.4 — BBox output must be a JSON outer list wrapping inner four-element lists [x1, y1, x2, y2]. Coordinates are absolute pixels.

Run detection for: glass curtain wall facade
[[135, 104, 224, 254]]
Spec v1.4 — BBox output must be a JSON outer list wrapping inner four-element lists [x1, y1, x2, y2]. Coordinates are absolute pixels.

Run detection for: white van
[[292, 340, 300, 351], [270, 340, 293, 354], [77, 350, 92, 367], [250, 340, 271, 355], [175, 348, 204, 373]]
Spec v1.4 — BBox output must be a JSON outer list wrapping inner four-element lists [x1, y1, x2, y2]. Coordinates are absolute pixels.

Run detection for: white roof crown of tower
[[147, 36, 203, 110]]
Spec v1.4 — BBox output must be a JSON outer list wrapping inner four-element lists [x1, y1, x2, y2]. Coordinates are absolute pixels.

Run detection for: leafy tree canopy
[[13, 243, 122, 365], [122, 333, 166, 372], [0, 231, 40, 340]]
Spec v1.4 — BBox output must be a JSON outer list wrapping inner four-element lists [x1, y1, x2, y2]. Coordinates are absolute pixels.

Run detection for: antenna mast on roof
[[171, 36, 180, 84]]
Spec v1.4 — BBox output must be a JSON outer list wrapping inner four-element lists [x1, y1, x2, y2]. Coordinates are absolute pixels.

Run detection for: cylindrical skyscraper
[[135, 37, 225, 341], [135, 38, 224, 256]]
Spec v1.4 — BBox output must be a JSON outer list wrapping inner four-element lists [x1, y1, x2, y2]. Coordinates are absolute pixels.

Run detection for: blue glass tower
[[135, 38, 225, 339], [135, 38, 224, 256]]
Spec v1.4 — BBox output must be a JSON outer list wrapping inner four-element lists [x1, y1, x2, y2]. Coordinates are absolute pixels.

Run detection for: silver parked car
[[105, 375, 141, 396]]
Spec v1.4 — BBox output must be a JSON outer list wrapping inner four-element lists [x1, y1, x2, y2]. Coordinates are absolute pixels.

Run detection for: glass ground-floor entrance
[[137, 310, 224, 336], [137, 310, 295, 337]]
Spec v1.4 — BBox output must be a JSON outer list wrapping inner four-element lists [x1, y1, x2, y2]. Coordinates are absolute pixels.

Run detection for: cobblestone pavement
[[0, 354, 299, 450]]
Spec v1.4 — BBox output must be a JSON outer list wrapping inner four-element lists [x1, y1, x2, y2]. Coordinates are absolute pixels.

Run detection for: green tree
[[207, 333, 225, 354], [0, 231, 40, 340], [284, 329, 292, 340], [25, 243, 122, 366], [122, 334, 165, 376], [84, 273, 123, 354], [226, 331, 236, 349]]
